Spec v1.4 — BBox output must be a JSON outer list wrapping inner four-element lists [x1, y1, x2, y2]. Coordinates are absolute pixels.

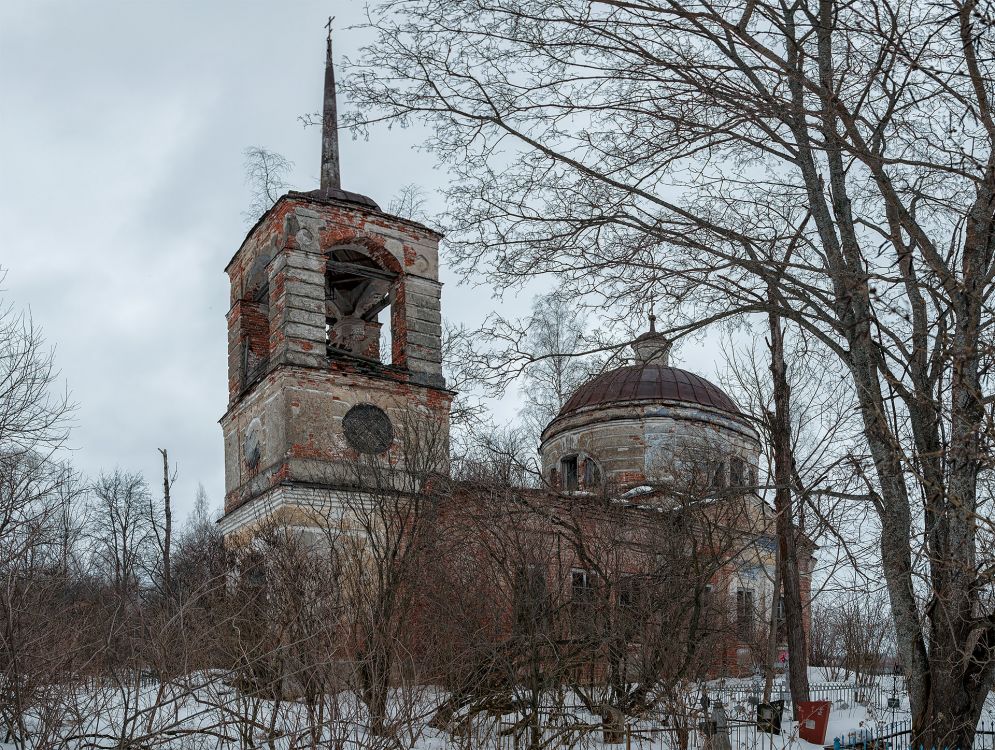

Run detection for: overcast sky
[[0, 1, 725, 522]]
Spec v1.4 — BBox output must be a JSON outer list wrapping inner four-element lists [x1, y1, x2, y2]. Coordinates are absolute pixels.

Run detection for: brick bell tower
[[218, 29, 451, 535]]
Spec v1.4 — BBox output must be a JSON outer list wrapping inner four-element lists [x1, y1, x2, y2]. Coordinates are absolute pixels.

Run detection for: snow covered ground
[[3, 668, 993, 750]]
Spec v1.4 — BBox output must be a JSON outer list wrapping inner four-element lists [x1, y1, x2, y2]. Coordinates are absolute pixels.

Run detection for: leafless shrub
[[243, 146, 293, 222]]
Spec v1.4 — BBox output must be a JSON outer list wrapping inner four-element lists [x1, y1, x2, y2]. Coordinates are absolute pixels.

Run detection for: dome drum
[[540, 358, 760, 492]]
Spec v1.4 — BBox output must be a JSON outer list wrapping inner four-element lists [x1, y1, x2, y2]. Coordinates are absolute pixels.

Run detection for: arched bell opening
[[325, 246, 400, 365]]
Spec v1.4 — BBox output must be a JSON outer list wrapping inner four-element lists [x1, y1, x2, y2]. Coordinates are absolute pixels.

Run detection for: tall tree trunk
[[767, 309, 810, 707], [158, 448, 172, 598], [762, 545, 782, 704]]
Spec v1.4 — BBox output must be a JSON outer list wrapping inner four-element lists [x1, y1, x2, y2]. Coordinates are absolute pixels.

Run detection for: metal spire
[[320, 17, 341, 192]]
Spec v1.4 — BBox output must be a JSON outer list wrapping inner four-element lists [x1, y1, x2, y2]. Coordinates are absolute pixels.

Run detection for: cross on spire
[[320, 17, 341, 192]]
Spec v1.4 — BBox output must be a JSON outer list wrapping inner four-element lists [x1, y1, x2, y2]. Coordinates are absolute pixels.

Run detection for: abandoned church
[[217, 33, 813, 679]]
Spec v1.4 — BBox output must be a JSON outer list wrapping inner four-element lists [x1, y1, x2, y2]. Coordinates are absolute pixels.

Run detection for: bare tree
[[0, 459, 90, 750], [325, 412, 450, 740], [765, 312, 810, 705], [721, 324, 879, 698], [544, 441, 772, 741], [0, 287, 86, 748], [90, 470, 158, 595], [451, 423, 538, 488], [516, 293, 601, 448], [416, 439, 773, 748], [388, 183, 431, 224], [426, 479, 579, 750], [155, 448, 176, 598], [809, 592, 893, 687], [344, 0, 995, 742], [441, 321, 492, 441], [243, 146, 293, 222], [837, 592, 893, 688], [189, 483, 214, 536]]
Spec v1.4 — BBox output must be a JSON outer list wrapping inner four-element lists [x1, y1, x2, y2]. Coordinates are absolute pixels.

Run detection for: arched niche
[[239, 251, 274, 391]]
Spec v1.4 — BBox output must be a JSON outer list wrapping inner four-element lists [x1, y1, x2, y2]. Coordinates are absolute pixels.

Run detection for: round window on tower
[[342, 404, 394, 454]]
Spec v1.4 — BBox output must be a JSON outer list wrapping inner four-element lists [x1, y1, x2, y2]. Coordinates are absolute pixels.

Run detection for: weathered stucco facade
[[217, 36, 813, 678], [534, 323, 812, 673], [219, 190, 451, 534], [542, 398, 760, 489], [541, 325, 761, 493]]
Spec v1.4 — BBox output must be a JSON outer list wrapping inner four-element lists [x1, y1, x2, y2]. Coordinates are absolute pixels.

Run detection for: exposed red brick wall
[[404, 487, 814, 684]]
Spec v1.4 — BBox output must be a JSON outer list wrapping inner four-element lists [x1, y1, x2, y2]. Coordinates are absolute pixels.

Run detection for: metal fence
[[489, 718, 995, 750], [492, 718, 803, 750], [475, 684, 995, 750], [829, 720, 995, 750], [708, 682, 884, 710]]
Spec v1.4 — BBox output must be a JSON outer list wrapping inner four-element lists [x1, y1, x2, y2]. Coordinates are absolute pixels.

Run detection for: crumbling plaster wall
[[221, 193, 451, 518], [222, 360, 452, 515], [224, 193, 445, 403], [541, 401, 760, 488]]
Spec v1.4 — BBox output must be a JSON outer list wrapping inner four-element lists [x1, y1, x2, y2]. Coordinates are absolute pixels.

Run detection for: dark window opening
[[571, 569, 597, 633], [618, 577, 636, 610], [618, 575, 652, 611], [710, 462, 726, 490], [730, 457, 745, 487], [700, 583, 715, 631], [618, 575, 642, 639], [561, 456, 579, 491], [737, 588, 755, 641], [583, 458, 601, 488], [572, 569, 595, 603], [513, 566, 549, 634]]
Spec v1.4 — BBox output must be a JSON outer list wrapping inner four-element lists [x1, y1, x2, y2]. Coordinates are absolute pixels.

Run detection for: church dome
[[557, 363, 743, 419], [539, 318, 759, 491]]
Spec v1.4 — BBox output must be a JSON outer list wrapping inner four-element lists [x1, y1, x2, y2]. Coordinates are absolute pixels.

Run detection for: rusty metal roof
[[303, 187, 381, 210], [558, 364, 743, 417]]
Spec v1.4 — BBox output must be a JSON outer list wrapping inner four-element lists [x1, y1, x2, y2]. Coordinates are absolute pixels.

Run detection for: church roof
[[303, 187, 380, 210], [556, 363, 743, 418]]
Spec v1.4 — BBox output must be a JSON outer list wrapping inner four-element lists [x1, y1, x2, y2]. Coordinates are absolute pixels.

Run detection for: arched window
[[583, 457, 601, 488], [240, 254, 271, 390], [560, 455, 579, 491], [325, 247, 397, 363], [709, 461, 726, 490], [730, 456, 746, 487]]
